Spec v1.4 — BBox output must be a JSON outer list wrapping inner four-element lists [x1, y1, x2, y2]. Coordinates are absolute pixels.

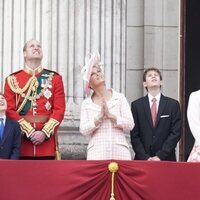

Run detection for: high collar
[[24, 66, 43, 76]]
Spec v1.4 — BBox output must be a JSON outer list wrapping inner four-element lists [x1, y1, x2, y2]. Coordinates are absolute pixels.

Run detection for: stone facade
[[0, 0, 179, 159]]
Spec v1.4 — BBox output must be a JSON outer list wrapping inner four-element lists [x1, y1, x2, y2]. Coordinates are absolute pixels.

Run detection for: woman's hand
[[102, 99, 117, 124], [94, 99, 105, 126]]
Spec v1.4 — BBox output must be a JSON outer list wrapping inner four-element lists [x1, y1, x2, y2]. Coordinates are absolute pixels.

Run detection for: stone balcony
[[58, 127, 89, 160]]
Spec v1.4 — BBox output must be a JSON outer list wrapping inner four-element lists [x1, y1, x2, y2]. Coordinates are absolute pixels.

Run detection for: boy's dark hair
[[143, 67, 162, 82]]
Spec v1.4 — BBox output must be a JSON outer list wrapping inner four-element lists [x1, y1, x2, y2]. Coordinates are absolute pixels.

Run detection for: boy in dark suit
[[130, 67, 181, 161], [0, 92, 21, 159]]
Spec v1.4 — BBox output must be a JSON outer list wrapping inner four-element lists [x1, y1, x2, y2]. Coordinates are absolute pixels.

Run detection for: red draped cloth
[[0, 160, 200, 200]]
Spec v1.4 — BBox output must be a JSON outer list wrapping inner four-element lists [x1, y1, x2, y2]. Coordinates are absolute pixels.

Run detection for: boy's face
[[0, 95, 7, 112], [143, 70, 163, 89]]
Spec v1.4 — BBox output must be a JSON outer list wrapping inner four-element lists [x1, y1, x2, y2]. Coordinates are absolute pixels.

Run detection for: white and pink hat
[[81, 52, 101, 96]]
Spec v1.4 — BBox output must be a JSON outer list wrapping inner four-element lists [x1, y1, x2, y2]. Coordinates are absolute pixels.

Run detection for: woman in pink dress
[[80, 53, 134, 160]]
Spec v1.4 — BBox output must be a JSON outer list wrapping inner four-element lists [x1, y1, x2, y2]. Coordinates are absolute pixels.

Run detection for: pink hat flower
[[81, 52, 101, 96]]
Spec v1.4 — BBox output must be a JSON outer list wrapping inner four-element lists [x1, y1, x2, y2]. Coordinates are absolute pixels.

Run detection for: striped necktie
[[0, 118, 4, 140]]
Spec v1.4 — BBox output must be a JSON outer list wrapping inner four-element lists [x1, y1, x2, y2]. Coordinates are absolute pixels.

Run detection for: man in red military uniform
[[4, 39, 66, 159]]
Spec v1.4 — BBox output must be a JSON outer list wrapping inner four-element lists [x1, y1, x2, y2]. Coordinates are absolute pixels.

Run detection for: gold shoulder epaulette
[[7, 74, 37, 94]]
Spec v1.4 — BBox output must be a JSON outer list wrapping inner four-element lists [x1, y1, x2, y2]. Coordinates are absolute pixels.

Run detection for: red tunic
[[4, 68, 66, 157]]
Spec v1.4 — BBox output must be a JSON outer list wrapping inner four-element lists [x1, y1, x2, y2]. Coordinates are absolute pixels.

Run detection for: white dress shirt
[[148, 93, 161, 111]]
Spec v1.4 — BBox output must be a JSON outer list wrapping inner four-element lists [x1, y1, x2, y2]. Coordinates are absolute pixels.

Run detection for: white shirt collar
[[148, 93, 161, 108], [148, 93, 160, 101]]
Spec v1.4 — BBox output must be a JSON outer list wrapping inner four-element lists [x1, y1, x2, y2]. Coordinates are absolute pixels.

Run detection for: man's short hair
[[23, 41, 29, 52], [143, 67, 163, 82], [23, 39, 39, 52]]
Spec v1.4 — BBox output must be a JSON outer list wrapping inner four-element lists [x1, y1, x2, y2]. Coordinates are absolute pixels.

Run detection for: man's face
[[23, 40, 43, 61], [0, 95, 7, 112], [143, 70, 162, 89]]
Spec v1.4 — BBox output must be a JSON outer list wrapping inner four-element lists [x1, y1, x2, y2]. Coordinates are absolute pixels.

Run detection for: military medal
[[48, 80, 52, 88], [41, 79, 48, 88], [44, 89, 52, 99], [45, 101, 52, 111]]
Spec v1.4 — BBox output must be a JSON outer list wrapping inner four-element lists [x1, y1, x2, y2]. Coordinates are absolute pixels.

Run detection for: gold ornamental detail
[[108, 162, 119, 200], [7, 72, 54, 113]]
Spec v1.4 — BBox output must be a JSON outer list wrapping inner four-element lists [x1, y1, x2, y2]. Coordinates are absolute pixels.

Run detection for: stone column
[[0, 0, 127, 159], [0, 0, 179, 159], [144, 0, 179, 99]]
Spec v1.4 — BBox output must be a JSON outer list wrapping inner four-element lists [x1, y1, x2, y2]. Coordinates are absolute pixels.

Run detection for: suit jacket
[[0, 118, 21, 159], [80, 89, 134, 160], [130, 94, 181, 161]]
